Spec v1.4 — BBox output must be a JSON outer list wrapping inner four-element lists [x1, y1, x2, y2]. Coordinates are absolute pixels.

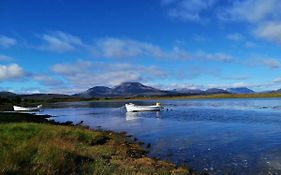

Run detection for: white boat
[[13, 105, 43, 112], [125, 103, 161, 112]]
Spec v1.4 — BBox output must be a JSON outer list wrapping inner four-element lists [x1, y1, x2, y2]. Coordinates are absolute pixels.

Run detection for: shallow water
[[40, 98, 281, 175]]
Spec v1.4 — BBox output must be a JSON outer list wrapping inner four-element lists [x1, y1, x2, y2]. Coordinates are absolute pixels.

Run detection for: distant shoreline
[[2, 93, 281, 111], [71, 93, 281, 102]]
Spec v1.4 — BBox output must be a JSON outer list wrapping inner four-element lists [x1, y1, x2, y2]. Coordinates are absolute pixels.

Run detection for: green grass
[[0, 114, 191, 175]]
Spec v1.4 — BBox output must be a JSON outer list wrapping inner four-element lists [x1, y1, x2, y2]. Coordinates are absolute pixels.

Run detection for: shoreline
[[0, 112, 193, 175], [52, 93, 281, 104], [2, 93, 281, 111]]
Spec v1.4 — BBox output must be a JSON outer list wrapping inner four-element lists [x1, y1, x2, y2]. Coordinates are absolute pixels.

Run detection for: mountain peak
[[205, 88, 230, 94], [77, 82, 167, 98], [226, 87, 255, 94]]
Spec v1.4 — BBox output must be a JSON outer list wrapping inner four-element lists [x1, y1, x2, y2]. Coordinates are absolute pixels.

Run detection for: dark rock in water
[[226, 87, 255, 94]]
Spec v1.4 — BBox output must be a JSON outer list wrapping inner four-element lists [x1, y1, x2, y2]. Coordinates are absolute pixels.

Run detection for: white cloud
[[33, 74, 63, 86], [245, 57, 281, 69], [218, 0, 280, 23], [51, 60, 92, 75], [218, 0, 281, 46], [226, 33, 244, 41], [92, 37, 191, 60], [40, 31, 84, 53], [0, 64, 25, 81], [193, 34, 207, 42], [92, 37, 235, 63], [162, 0, 217, 22], [245, 41, 258, 48], [50, 60, 167, 91], [254, 22, 281, 45], [0, 54, 12, 61], [195, 51, 234, 62], [223, 75, 250, 80], [273, 77, 281, 83], [262, 58, 281, 69], [0, 35, 17, 48]]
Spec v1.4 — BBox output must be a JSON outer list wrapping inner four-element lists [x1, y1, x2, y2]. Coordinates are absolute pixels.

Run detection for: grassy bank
[[0, 113, 191, 175]]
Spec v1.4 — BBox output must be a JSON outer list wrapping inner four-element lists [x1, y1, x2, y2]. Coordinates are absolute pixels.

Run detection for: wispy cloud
[[193, 34, 207, 42], [0, 64, 25, 81], [222, 75, 250, 80], [217, 0, 280, 23], [217, 0, 281, 46], [245, 57, 281, 69], [92, 37, 191, 60], [51, 60, 92, 75], [0, 35, 17, 48], [162, 0, 217, 22], [245, 41, 259, 48], [195, 51, 234, 62], [39, 31, 84, 53], [254, 22, 281, 45], [92, 37, 235, 63], [50, 60, 168, 91], [0, 54, 12, 61], [226, 33, 244, 41], [262, 58, 281, 69], [33, 74, 64, 86]]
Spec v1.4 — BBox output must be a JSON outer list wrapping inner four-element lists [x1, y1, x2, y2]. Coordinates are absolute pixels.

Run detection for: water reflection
[[126, 111, 161, 121], [43, 98, 281, 175], [126, 112, 138, 121]]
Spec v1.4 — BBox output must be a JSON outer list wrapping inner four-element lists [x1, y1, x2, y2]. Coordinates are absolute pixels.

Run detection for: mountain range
[[75, 82, 170, 98], [75, 82, 254, 98], [226, 87, 255, 94], [4, 81, 281, 100]]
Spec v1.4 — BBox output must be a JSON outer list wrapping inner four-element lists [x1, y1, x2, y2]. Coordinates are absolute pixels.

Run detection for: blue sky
[[1, 0, 281, 94]]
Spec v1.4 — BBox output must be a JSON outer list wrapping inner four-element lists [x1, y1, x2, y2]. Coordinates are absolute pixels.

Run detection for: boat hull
[[125, 104, 161, 112], [13, 105, 42, 112]]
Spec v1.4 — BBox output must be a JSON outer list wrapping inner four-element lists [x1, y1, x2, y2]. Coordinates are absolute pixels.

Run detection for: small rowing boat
[[13, 105, 43, 112], [125, 103, 161, 112]]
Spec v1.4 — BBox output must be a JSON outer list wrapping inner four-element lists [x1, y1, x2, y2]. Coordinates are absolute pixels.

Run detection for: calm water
[[40, 98, 281, 175]]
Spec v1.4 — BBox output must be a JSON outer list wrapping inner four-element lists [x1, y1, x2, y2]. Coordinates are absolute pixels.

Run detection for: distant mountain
[[21, 94, 70, 100], [274, 88, 281, 93], [205, 88, 230, 94], [174, 88, 204, 95], [227, 87, 255, 94], [77, 86, 112, 98], [0, 91, 71, 101], [76, 82, 169, 98], [0, 91, 18, 98], [112, 82, 167, 96]]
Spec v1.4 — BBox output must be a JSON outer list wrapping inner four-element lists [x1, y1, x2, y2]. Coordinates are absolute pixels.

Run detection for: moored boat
[[13, 105, 43, 112], [125, 103, 161, 112]]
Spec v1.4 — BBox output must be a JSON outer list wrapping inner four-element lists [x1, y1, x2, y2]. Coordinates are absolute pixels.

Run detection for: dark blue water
[[41, 98, 281, 175]]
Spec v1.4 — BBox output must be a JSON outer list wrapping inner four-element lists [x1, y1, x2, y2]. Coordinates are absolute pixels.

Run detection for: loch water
[[41, 98, 281, 175]]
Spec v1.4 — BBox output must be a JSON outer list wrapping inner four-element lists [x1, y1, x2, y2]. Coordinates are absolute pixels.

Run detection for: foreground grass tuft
[[0, 122, 191, 175]]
